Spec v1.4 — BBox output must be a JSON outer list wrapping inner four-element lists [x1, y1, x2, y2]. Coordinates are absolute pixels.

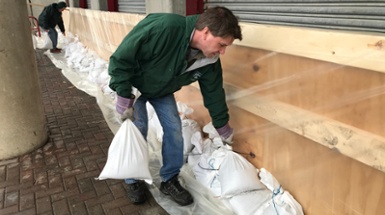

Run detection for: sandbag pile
[[184, 121, 304, 215]]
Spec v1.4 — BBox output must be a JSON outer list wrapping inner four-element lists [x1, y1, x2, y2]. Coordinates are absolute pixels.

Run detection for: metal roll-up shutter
[[118, 0, 146, 14], [204, 0, 385, 34]]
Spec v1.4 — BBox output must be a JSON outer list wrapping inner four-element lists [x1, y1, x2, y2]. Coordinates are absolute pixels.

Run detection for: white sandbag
[[188, 138, 219, 167], [96, 120, 152, 184], [259, 168, 281, 192], [258, 168, 304, 215], [182, 119, 202, 161], [188, 139, 227, 196], [203, 122, 233, 150], [177, 101, 194, 119], [228, 189, 271, 215], [191, 152, 223, 197], [202, 122, 218, 139], [147, 103, 163, 147], [35, 31, 53, 49], [219, 152, 265, 198], [191, 131, 203, 153]]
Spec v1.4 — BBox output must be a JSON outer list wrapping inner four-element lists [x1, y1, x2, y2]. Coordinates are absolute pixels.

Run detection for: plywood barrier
[[175, 45, 385, 214], [62, 8, 145, 60], [236, 22, 385, 74], [61, 8, 385, 215]]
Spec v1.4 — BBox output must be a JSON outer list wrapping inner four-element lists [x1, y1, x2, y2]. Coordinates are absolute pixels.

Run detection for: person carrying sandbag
[[108, 6, 242, 206]]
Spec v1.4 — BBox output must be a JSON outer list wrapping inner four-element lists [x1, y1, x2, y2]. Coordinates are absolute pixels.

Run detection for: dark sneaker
[[50, 48, 61, 53], [127, 182, 146, 204], [160, 175, 193, 206]]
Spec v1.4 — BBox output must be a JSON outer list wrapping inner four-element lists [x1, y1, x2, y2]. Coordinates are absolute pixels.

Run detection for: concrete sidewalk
[[0, 50, 168, 215]]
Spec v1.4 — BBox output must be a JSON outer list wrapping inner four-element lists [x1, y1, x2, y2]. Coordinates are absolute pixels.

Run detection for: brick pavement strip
[[0, 50, 168, 214], [19, 193, 35, 210]]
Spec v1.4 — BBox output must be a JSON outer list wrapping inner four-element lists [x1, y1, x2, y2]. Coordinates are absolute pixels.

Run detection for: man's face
[[201, 28, 234, 58]]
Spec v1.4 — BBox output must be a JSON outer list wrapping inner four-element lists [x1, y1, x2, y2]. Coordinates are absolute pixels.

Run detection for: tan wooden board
[[236, 22, 385, 74], [62, 9, 144, 61], [221, 45, 385, 139]]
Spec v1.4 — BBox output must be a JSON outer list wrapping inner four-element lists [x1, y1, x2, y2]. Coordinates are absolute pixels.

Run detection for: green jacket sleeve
[[198, 60, 229, 128], [108, 27, 149, 98]]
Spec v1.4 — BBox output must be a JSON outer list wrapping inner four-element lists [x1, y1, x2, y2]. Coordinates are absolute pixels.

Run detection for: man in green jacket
[[108, 6, 242, 206], [38, 1, 66, 53]]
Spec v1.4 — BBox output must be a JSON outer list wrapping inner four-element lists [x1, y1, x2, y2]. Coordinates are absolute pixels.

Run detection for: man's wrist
[[216, 123, 233, 139], [116, 95, 135, 114]]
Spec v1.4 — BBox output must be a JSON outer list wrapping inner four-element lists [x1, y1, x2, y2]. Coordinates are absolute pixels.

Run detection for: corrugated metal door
[[204, 0, 385, 33], [118, 0, 146, 14]]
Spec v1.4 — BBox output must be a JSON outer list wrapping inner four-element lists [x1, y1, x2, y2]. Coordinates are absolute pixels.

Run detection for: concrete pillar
[[146, 0, 186, 15], [0, 0, 48, 159]]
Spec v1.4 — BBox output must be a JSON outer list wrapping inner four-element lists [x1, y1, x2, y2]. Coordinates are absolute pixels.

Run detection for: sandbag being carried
[[96, 120, 152, 184]]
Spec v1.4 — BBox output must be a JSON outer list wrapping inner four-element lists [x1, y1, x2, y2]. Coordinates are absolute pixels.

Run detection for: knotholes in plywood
[[252, 63, 260, 72]]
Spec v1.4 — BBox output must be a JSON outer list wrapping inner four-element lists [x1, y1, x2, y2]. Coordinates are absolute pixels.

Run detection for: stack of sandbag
[[186, 122, 304, 215], [101, 100, 304, 215]]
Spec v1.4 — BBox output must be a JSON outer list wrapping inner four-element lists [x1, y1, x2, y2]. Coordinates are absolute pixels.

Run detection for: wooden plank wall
[[61, 8, 385, 215], [62, 8, 144, 60], [175, 45, 385, 214]]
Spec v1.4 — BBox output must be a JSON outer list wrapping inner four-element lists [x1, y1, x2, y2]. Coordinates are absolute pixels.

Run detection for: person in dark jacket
[[108, 6, 242, 206], [38, 1, 67, 53]]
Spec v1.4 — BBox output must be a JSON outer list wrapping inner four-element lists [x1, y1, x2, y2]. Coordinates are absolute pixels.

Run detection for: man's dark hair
[[57, 1, 67, 9], [195, 6, 242, 40]]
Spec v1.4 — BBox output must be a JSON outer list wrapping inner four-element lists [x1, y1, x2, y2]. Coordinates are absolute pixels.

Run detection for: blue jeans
[[125, 94, 184, 184], [48, 28, 57, 49], [46, 27, 58, 49]]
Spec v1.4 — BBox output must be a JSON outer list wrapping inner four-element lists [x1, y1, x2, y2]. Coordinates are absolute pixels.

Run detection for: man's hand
[[120, 107, 134, 121], [116, 95, 135, 122], [216, 123, 234, 145]]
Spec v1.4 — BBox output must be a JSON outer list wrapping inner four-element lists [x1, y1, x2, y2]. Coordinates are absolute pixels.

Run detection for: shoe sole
[[127, 193, 146, 204], [132, 199, 146, 205]]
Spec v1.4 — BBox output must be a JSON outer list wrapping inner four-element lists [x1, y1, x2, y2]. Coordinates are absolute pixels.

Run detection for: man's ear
[[203, 27, 210, 33], [202, 27, 209, 40]]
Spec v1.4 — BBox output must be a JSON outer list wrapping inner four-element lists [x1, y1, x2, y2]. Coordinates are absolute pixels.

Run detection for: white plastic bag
[[228, 189, 271, 215], [35, 31, 53, 49], [182, 119, 202, 161], [96, 120, 152, 184], [219, 151, 265, 198], [203, 122, 233, 150], [257, 168, 304, 215]]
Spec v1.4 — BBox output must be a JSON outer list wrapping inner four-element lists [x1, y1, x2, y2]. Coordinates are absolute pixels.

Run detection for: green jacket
[[38, 3, 65, 33], [108, 13, 229, 128]]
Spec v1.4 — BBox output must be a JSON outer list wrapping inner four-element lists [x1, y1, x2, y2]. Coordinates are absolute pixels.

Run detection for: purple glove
[[116, 95, 135, 121], [216, 123, 234, 144], [116, 95, 134, 114]]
